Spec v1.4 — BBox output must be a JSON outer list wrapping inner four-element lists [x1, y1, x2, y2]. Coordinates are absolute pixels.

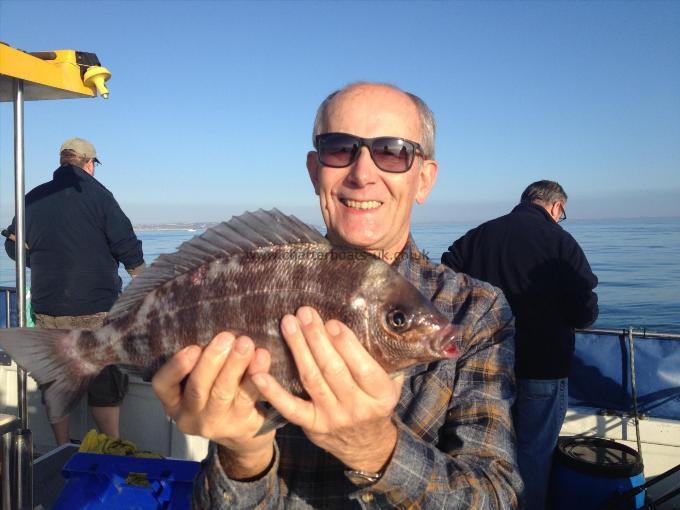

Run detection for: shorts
[[35, 312, 129, 407]]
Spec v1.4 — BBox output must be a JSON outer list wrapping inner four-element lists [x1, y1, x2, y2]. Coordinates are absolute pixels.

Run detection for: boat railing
[[0, 287, 15, 366], [576, 327, 680, 341], [570, 327, 680, 419]]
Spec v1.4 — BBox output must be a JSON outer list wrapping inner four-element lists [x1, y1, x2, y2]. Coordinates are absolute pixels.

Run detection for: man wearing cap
[[4, 137, 145, 445]]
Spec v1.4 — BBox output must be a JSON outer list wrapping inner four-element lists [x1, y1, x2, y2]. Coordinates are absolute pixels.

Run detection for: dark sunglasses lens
[[318, 134, 359, 167], [370, 138, 413, 172]]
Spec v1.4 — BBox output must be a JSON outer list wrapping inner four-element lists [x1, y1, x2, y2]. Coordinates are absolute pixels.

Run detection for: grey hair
[[312, 82, 437, 159], [520, 180, 568, 205], [59, 149, 90, 169]]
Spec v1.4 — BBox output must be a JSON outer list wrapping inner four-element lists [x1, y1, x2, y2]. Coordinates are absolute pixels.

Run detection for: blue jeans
[[513, 378, 568, 510]]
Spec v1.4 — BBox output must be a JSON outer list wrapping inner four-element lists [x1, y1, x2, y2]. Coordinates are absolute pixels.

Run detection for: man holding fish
[[153, 83, 523, 508]]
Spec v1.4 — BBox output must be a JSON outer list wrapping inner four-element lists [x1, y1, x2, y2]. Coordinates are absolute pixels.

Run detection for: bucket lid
[[555, 437, 644, 478]]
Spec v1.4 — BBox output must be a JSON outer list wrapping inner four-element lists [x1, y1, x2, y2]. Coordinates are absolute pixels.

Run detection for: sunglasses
[[558, 204, 567, 223], [315, 132, 425, 173]]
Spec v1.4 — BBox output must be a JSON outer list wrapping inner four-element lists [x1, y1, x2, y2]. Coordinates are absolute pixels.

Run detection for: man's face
[[307, 85, 438, 261]]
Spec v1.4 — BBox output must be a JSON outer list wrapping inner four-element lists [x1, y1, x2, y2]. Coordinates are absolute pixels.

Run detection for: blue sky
[[0, 0, 678, 225]]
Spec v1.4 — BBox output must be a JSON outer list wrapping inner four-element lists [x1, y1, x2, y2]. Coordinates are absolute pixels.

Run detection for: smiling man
[[152, 82, 522, 508], [308, 85, 437, 264]]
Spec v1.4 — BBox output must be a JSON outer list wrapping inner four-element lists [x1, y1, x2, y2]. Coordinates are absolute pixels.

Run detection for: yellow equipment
[[0, 43, 111, 101]]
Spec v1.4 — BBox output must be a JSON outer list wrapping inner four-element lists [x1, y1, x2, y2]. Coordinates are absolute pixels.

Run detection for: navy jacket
[[441, 202, 598, 379], [5, 164, 144, 316]]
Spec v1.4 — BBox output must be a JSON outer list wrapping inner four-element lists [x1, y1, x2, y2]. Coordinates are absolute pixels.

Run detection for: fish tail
[[0, 328, 101, 423]]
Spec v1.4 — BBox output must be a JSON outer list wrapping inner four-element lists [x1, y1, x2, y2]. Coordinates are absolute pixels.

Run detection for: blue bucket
[[549, 436, 645, 510]]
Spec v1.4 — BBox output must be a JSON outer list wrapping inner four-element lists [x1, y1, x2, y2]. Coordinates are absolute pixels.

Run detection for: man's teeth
[[343, 199, 381, 210]]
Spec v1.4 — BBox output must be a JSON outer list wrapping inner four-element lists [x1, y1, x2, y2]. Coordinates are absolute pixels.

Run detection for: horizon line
[[132, 214, 680, 231]]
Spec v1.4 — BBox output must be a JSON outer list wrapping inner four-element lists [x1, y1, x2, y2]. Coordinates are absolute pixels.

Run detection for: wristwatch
[[345, 469, 383, 487]]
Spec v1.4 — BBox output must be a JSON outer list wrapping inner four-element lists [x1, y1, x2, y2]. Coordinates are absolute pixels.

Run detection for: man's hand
[[251, 307, 404, 474], [1, 230, 29, 250], [127, 263, 146, 278], [152, 333, 276, 479]]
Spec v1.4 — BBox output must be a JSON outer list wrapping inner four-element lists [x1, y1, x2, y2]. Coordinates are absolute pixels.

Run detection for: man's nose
[[347, 146, 378, 185]]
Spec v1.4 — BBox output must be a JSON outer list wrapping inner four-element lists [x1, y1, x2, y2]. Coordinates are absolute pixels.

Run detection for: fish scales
[[0, 209, 460, 426], [94, 243, 377, 392]]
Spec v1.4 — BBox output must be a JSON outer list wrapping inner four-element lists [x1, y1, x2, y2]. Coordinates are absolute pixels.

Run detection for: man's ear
[[306, 151, 320, 196], [549, 201, 562, 222], [415, 159, 438, 204]]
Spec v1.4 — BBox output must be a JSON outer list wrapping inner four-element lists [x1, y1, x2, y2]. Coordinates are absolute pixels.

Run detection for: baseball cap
[[60, 138, 100, 164]]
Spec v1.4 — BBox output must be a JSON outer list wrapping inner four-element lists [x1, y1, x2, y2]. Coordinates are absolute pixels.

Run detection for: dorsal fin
[[107, 209, 327, 322]]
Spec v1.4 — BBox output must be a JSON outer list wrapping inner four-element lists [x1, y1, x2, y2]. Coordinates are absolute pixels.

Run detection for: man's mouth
[[341, 199, 382, 210]]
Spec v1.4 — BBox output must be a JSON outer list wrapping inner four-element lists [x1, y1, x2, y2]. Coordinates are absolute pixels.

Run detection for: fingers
[[291, 307, 391, 404], [325, 320, 395, 400], [182, 332, 236, 413], [252, 371, 316, 427], [245, 346, 272, 376], [281, 309, 344, 407], [151, 331, 280, 456], [151, 345, 201, 416], [202, 337, 261, 418], [239, 348, 272, 411], [302, 310, 362, 402], [280, 307, 396, 406]]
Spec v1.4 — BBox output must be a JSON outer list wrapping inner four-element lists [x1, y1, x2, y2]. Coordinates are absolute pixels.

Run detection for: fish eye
[[386, 309, 410, 331]]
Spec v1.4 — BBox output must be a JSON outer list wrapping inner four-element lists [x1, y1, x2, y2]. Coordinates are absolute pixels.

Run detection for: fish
[[0, 209, 459, 431]]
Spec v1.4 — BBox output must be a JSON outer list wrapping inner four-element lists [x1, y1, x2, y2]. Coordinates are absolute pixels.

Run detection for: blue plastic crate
[[53, 453, 201, 510]]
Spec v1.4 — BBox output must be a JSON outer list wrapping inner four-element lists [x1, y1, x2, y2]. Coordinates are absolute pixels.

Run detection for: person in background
[[442, 180, 599, 510], [152, 82, 523, 508], [4, 138, 145, 445]]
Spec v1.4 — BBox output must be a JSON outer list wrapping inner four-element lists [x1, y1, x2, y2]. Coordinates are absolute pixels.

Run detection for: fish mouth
[[432, 322, 459, 358], [340, 198, 383, 210]]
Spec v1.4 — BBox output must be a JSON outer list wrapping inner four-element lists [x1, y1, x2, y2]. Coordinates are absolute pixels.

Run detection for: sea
[[1, 217, 678, 333]]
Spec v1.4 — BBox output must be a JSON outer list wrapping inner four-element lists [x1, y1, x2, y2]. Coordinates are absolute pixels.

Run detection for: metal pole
[[13, 80, 27, 423], [628, 326, 642, 457], [12, 78, 32, 510], [14, 430, 31, 510], [1, 431, 13, 510]]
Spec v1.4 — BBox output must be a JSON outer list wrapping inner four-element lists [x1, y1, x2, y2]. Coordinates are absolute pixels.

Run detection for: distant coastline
[[133, 222, 218, 232]]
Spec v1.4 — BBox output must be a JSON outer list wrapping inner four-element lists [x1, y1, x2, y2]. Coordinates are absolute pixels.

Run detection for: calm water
[[1, 218, 678, 333], [412, 218, 680, 333]]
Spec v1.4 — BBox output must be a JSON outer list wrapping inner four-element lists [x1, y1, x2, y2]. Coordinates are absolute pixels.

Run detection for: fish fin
[[0, 328, 99, 423], [255, 402, 288, 436], [108, 208, 328, 321]]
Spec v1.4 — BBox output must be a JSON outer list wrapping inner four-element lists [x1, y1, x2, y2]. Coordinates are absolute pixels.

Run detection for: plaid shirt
[[194, 238, 522, 509]]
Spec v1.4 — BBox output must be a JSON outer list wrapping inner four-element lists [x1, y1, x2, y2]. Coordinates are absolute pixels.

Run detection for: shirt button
[[361, 492, 374, 503]]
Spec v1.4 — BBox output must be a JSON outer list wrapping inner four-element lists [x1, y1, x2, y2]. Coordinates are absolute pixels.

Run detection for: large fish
[[0, 209, 459, 430]]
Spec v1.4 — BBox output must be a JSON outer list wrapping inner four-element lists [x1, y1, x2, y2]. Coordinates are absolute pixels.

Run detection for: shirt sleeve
[[441, 235, 467, 272], [357, 292, 522, 509], [560, 235, 599, 328], [193, 442, 282, 510], [3, 219, 31, 267], [103, 197, 145, 270], [4, 220, 17, 262]]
